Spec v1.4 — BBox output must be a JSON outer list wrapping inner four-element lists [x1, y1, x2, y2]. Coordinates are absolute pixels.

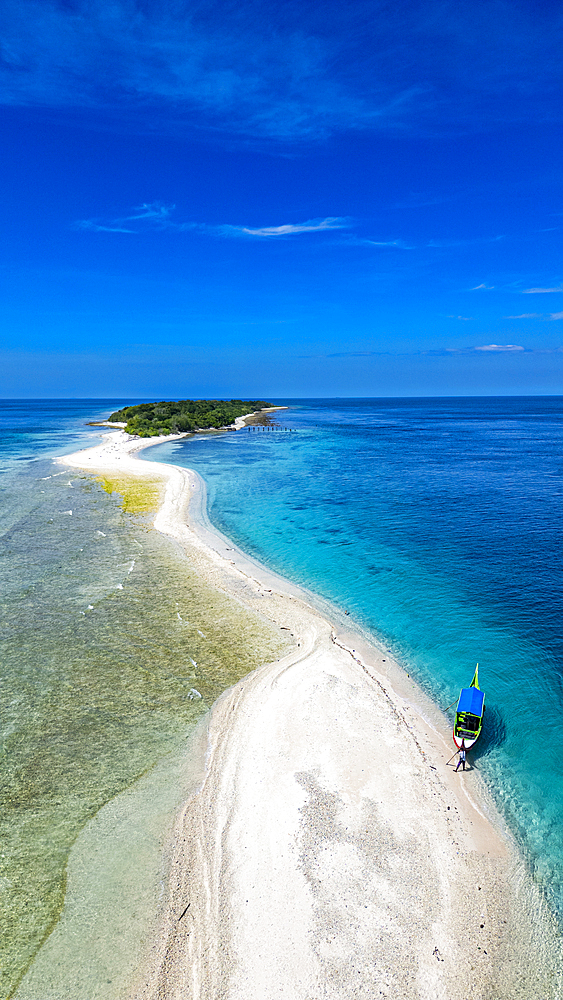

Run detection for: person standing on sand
[[455, 739, 467, 772]]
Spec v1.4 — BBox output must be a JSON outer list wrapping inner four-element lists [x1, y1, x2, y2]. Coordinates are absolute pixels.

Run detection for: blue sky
[[2, 0, 563, 397]]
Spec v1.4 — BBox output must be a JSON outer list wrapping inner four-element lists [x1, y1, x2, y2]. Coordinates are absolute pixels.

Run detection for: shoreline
[[57, 426, 562, 999]]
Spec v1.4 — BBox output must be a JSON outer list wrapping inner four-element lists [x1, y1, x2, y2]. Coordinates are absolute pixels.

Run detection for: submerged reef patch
[[1, 474, 289, 997], [96, 475, 164, 513]]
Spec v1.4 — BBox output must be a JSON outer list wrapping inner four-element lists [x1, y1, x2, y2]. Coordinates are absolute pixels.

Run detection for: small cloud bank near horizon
[[4, 341, 563, 398], [474, 344, 524, 352], [310, 343, 558, 359], [439, 343, 563, 355]]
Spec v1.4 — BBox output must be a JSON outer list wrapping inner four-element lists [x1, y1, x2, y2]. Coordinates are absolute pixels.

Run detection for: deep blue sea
[[2, 397, 563, 996]]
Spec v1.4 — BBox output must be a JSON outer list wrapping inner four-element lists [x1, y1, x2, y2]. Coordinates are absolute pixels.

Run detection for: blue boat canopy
[[457, 687, 484, 716]]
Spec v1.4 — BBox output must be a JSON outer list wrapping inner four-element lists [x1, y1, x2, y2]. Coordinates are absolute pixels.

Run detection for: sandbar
[[59, 425, 562, 1000]]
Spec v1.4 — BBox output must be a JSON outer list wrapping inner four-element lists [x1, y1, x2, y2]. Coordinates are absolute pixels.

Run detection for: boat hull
[[452, 732, 478, 750]]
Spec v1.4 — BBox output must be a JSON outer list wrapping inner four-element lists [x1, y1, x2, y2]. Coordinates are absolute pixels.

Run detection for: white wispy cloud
[[0, 0, 424, 141], [238, 217, 348, 237], [364, 239, 414, 249], [522, 285, 563, 293], [74, 202, 181, 233], [127, 204, 176, 222], [1, 0, 563, 141], [550, 311, 563, 320], [346, 236, 501, 253], [74, 204, 347, 239], [342, 236, 415, 249], [346, 235, 504, 254], [75, 221, 137, 233], [471, 283, 495, 290], [341, 235, 417, 250]]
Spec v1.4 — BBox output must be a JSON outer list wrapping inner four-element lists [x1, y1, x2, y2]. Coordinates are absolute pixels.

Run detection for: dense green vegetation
[[108, 398, 270, 437]]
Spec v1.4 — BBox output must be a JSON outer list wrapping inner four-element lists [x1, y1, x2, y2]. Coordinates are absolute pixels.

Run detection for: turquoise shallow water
[[146, 397, 563, 922], [0, 401, 286, 998]]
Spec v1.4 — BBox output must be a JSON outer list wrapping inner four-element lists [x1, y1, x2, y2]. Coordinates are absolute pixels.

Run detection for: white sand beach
[[59, 427, 561, 1000]]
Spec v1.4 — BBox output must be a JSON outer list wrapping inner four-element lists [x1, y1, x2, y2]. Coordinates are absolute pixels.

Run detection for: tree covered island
[[108, 399, 271, 437]]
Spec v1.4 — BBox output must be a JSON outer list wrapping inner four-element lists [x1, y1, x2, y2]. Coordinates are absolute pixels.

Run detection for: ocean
[[2, 397, 563, 996], [0, 400, 286, 999]]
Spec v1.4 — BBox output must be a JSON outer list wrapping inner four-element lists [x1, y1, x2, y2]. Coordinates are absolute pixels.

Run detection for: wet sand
[[59, 427, 562, 1000]]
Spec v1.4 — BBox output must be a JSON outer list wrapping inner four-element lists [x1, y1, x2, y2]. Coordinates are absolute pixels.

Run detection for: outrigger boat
[[453, 665, 485, 750]]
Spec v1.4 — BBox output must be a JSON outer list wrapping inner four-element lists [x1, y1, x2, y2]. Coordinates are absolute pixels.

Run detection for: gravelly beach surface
[[60, 427, 562, 1000]]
